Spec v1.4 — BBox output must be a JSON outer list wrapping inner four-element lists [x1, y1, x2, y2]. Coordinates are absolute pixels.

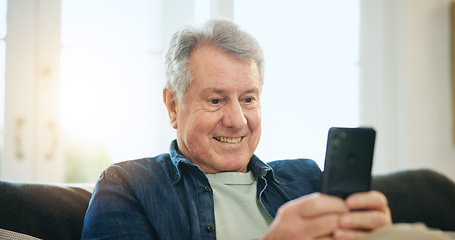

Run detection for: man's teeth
[[214, 137, 242, 143]]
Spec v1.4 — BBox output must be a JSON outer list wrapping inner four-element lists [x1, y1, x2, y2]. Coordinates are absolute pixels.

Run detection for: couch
[[0, 169, 454, 240]]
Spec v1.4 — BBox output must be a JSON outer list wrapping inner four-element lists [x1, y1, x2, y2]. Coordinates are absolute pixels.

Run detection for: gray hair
[[165, 18, 264, 102]]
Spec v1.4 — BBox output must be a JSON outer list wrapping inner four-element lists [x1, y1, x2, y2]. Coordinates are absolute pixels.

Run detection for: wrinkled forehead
[[186, 47, 261, 95], [188, 46, 261, 84]]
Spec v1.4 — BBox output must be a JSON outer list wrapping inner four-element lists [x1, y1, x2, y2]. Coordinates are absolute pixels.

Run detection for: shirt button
[[204, 185, 212, 192], [206, 225, 215, 232]]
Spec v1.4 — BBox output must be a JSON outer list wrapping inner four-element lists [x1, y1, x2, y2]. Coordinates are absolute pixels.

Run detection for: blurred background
[[0, 0, 454, 183]]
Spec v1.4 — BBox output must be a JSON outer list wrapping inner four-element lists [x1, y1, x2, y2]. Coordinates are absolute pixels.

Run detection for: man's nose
[[222, 101, 247, 129]]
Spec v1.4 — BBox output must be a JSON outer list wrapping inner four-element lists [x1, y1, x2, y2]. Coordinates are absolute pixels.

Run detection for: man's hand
[[334, 191, 392, 240], [260, 191, 392, 240], [261, 193, 348, 240]]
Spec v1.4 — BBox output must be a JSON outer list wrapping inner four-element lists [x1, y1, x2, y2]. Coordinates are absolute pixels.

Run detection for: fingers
[[261, 193, 349, 240], [345, 191, 389, 211], [340, 191, 392, 231], [287, 193, 349, 218], [306, 214, 342, 237], [266, 213, 341, 239], [340, 209, 390, 230], [261, 191, 393, 240]]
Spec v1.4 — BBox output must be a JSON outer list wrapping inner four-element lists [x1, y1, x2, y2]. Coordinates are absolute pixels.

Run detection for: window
[[60, 0, 174, 182], [235, 0, 360, 167]]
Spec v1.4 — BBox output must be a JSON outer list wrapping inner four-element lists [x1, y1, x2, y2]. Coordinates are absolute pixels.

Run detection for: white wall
[[360, 0, 455, 181]]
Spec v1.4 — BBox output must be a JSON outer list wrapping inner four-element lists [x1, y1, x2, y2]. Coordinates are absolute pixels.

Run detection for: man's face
[[165, 46, 261, 173]]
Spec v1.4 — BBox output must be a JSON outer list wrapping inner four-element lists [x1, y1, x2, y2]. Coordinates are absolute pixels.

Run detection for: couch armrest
[[372, 169, 455, 231], [0, 181, 92, 240]]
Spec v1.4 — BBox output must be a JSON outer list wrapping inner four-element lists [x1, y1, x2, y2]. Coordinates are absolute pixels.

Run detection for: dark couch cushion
[[372, 169, 455, 231], [0, 181, 92, 240], [0, 169, 453, 240]]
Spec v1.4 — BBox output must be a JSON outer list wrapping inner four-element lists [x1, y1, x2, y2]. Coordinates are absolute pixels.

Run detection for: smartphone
[[321, 127, 376, 199]]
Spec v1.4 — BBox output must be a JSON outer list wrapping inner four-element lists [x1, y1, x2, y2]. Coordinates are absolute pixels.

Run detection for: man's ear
[[163, 88, 178, 129]]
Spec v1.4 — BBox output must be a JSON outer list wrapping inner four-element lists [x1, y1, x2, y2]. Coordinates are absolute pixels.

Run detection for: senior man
[[82, 19, 391, 240]]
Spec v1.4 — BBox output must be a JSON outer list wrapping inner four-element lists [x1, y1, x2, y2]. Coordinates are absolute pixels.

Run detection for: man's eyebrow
[[202, 88, 225, 94], [244, 88, 260, 94]]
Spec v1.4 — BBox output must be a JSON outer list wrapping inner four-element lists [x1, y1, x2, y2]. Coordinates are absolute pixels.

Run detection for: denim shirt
[[82, 140, 321, 240]]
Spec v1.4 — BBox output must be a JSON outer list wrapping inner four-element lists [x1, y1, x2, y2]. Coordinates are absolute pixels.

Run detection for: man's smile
[[213, 136, 243, 143]]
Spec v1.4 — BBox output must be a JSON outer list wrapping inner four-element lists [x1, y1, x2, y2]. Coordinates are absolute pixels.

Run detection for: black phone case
[[321, 127, 376, 199]]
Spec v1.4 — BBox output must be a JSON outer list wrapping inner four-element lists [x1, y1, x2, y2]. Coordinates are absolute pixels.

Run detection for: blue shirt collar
[[168, 140, 278, 183]]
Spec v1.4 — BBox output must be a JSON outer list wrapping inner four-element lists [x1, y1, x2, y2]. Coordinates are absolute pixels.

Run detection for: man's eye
[[245, 97, 253, 103], [210, 99, 220, 104]]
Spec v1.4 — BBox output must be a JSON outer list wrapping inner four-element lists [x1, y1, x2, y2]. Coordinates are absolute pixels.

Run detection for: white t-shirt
[[206, 171, 273, 240]]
